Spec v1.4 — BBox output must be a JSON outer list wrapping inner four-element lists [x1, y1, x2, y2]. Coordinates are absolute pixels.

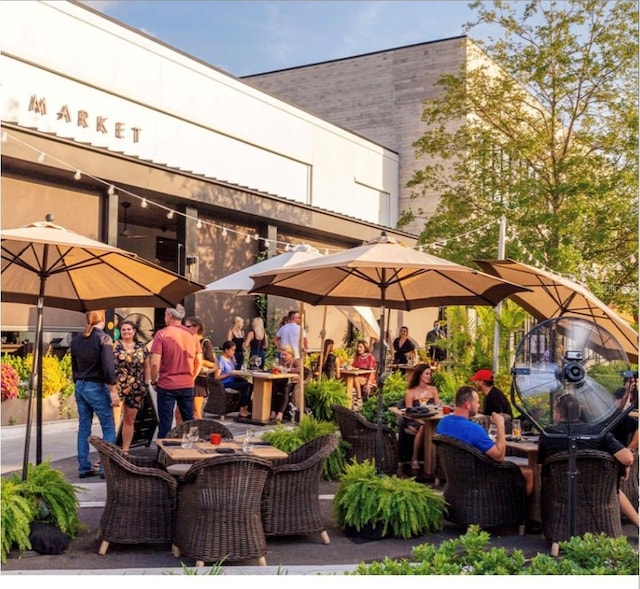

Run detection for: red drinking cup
[[442, 406, 452, 415], [210, 433, 222, 445]]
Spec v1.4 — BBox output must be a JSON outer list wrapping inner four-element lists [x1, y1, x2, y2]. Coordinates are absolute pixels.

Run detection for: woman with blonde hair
[[226, 315, 245, 369], [70, 309, 120, 478], [244, 316, 269, 369]]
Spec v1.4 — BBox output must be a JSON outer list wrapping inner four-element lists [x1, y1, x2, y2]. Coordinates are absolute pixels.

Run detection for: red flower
[[1, 363, 20, 401]]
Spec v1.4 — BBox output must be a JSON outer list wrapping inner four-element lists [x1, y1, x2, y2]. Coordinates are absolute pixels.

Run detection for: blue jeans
[[75, 380, 115, 474], [156, 385, 194, 438]]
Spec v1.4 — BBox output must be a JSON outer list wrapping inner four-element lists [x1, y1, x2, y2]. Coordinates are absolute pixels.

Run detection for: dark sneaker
[[79, 470, 99, 479]]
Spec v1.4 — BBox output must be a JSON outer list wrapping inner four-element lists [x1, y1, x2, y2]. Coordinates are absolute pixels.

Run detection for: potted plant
[[360, 370, 407, 430], [262, 415, 346, 480], [304, 376, 350, 422], [333, 460, 446, 539], [1, 460, 83, 563]]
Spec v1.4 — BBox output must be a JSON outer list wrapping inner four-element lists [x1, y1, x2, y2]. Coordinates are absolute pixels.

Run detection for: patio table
[[340, 368, 376, 408], [506, 436, 541, 524], [230, 369, 298, 424], [157, 438, 288, 462]]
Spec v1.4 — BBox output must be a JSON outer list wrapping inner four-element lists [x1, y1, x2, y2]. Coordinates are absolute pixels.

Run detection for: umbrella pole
[[375, 283, 387, 476], [297, 303, 305, 417], [318, 306, 328, 377]]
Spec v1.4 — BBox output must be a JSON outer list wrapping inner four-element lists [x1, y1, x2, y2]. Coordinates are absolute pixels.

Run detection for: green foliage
[[1, 363, 20, 400], [409, 0, 638, 318], [333, 460, 446, 539], [305, 377, 350, 422], [1, 354, 30, 398], [1, 478, 35, 563], [350, 526, 640, 575], [262, 415, 346, 480], [0, 460, 83, 564], [361, 371, 406, 429]]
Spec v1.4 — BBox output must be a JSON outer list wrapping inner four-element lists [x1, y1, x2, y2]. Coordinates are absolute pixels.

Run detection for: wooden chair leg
[[550, 542, 560, 557], [196, 560, 205, 567], [98, 540, 109, 555], [171, 544, 181, 557], [258, 556, 267, 566], [320, 530, 330, 544]]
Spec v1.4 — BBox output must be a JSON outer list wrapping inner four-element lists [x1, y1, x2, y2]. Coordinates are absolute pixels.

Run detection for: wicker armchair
[[202, 374, 241, 418], [173, 454, 272, 566], [331, 404, 398, 475], [262, 434, 339, 543], [88, 436, 177, 555], [541, 449, 624, 556], [433, 434, 527, 533]]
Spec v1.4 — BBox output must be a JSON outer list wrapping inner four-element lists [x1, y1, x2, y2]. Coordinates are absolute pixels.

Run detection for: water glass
[[188, 426, 199, 444], [242, 428, 255, 453], [512, 419, 521, 439], [181, 433, 193, 449], [488, 423, 497, 440]]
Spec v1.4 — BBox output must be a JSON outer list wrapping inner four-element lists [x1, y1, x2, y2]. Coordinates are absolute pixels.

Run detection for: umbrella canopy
[[205, 244, 323, 295], [1, 217, 205, 477], [250, 232, 530, 473], [475, 258, 638, 364]]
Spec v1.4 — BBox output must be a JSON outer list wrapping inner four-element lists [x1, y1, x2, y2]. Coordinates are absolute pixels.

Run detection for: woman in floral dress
[[113, 319, 150, 452]]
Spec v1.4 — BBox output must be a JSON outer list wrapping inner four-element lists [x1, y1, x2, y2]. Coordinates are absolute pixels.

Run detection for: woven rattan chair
[[89, 436, 177, 555], [202, 374, 241, 418], [172, 454, 272, 566], [433, 434, 527, 534], [541, 449, 624, 556], [331, 404, 398, 475], [262, 434, 339, 543]]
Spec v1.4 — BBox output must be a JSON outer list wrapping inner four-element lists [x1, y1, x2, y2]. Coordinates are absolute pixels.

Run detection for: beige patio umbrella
[[249, 232, 529, 473], [475, 259, 638, 364], [1, 216, 205, 477]]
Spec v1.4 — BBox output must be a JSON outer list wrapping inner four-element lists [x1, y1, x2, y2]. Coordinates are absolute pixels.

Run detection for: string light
[[1, 132, 8, 143], [253, 233, 259, 241], [74, 169, 82, 180], [37, 152, 46, 163], [245, 234, 251, 244], [196, 219, 202, 229], [140, 198, 148, 208], [221, 227, 228, 237], [166, 210, 174, 220], [107, 185, 115, 196]]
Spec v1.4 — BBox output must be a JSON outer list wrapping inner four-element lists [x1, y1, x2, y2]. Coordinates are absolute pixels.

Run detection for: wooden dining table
[[230, 369, 299, 424], [389, 405, 446, 477], [505, 436, 541, 524], [157, 438, 288, 462], [340, 368, 376, 408]]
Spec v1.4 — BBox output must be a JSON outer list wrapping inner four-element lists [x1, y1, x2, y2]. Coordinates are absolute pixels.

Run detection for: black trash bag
[[29, 522, 71, 555]]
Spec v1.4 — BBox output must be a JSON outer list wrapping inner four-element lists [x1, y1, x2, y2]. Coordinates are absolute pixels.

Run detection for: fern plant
[[1, 478, 35, 563], [262, 415, 346, 480], [305, 376, 349, 421], [333, 460, 446, 539], [361, 370, 406, 429]]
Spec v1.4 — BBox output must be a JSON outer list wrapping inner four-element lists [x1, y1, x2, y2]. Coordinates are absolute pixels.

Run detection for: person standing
[[113, 319, 150, 452], [70, 309, 120, 478], [426, 320, 447, 362], [226, 316, 245, 369], [184, 316, 217, 420], [275, 309, 308, 359], [321, 338, 341, 379], [150, 304, 203, 439], [470, 368, 513, 417], [392, 326, 416, 365], [244, 316, 269, 369]]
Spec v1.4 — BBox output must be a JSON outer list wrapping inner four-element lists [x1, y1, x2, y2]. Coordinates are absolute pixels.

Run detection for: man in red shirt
[[150, 304, 203, 438]]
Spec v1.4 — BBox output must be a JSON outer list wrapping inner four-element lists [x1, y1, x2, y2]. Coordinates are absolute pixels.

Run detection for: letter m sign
[[29, 95, 47, 114]]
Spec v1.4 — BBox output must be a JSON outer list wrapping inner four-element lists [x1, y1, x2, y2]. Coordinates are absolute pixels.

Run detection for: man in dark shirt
[[70, 309, 120, 478], [471, 368, 513, 417]]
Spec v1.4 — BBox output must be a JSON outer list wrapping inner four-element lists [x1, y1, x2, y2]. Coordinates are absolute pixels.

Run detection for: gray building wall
[[245, 37, 468, 236]]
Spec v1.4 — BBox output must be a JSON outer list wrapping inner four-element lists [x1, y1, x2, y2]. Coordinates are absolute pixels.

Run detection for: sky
[[81, 1, 494, 77]]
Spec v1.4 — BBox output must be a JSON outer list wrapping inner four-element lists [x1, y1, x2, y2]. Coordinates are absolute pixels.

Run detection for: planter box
[[1, 396, 77, 426]]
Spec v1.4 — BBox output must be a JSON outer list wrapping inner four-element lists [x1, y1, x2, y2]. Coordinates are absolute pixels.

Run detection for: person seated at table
[[611, 374, 638, 449], [538, 393, 638, 527], [270, 344, 302, 422], [392, 326, 416, 365], [471, 368, 513, 418], [216, 340, 252, 419], [321, 338, 341, 379], [437, 385, 533, 495], [404, 363, 440, 470], [351, 340, 377, 406]]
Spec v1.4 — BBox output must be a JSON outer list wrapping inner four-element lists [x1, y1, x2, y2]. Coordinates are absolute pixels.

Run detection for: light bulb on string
[[107, 185, 115, 196], [74, 170, 82, 180], [1, 132, 8, 143], [166, 210, 174, 220], [140, 198, 148, 208], [196, 219, 202, 229], [245, 234, 251, 244], [253, 233, 259, 241], [37, 152, 46, 163], [221, 227, 228, 237]]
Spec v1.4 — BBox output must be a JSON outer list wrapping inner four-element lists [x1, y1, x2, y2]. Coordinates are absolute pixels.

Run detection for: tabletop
[[157, 438, 288, 461], [230, 369, 298, 380], [340, 368, 376, 375]]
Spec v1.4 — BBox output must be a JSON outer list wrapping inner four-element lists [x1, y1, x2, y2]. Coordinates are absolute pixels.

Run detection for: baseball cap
[[470, 369, 493, 381]]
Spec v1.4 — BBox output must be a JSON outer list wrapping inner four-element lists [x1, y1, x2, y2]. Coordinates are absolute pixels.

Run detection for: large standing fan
[[124, 313, 155, 344], [511, 316, 633, 536]]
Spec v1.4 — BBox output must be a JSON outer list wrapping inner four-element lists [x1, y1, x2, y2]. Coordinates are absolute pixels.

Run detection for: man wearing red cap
[[471, 369, 513, 417]]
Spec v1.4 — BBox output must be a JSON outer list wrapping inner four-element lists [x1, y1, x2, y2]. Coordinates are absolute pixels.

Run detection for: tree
[[406, 0, 638, 321]]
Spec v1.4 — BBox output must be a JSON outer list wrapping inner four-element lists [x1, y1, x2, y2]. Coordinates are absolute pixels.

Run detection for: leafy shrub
[[350, 525, 640, 575], [334, 460, 446, 539], [305, 377, 349, 421], [1, 363, 20, 401], [23, 354, 70, 399], [0, 478, 35, 563], [361, 370, 406, 429], [1, 355, 30, 398], [262, 415, 346, 480]]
